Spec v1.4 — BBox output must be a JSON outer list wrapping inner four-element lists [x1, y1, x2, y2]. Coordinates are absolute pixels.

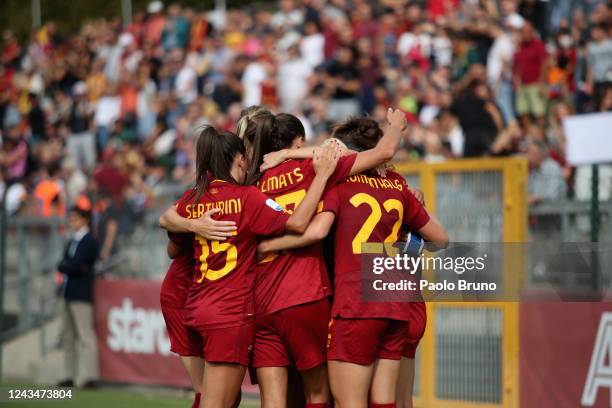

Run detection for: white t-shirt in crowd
[[175, 66, 198, 104], [94, 95, 121, 127], [278, 58, 313, 112], [301, 33, 325, 68], [397, 32, 432, 58], [432, 35, 452, 67], [419, 105, 440, 127], [271, 10, 304, 29], [487, 33, 515, 84], [242, 61, 267, 107]]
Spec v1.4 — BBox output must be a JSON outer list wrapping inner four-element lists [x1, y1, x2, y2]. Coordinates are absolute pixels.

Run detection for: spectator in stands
[[67, 82, 96, 170], [57, 199, 99, 389], [526, 140, 567, 205], [513, 21, 548, 127], [487, 19, 519, 124], [325, 45, 360, 122], [450, 76, 502, 157], [27, 93, 46, 143], [586, 23, 612, 106], [33, 164, 65, 218], [0, 124, 29, 184]]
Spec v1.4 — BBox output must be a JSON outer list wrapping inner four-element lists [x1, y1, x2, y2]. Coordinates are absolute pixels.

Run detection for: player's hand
[[322, 137, 349, 156], [313, 143, 340, 179], [411, 188, 425, 206], [260, 149, 289, 172], [256, 241, 269, 261], [189, 208, 237, 241], [386, 107, 408, 131]]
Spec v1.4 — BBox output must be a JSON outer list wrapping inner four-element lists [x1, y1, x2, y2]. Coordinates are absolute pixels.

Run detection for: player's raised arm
[[347, 107, 407, 175], [159, 206, 237, 241], [259, 108, 407, 175]]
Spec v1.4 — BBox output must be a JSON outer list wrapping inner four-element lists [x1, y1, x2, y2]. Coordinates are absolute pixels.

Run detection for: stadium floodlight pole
[[31, 0, 42, 30], [0, 187, 8, 382], [121, 0, 133, 26], [590, 164, 600, 291]]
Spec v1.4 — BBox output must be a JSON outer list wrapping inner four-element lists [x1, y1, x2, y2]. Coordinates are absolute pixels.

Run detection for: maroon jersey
[[176, 180, 289, 330], [321, 170, 430, 320], [160, 190, 196, 308], [254, 154, 357, 315]]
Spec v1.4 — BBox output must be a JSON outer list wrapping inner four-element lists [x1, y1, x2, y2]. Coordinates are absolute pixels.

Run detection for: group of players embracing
[[158, 105, 449, 408]]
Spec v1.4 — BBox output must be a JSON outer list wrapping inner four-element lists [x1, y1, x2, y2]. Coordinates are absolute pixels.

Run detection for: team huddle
[[157, 106, 448, 408]]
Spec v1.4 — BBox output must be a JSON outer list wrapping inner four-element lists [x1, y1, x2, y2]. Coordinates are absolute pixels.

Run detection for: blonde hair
[[236, 105, 270, 140]]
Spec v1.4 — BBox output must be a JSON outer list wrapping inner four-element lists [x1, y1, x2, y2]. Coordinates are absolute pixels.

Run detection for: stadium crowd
[[0, 0, 611, 234]]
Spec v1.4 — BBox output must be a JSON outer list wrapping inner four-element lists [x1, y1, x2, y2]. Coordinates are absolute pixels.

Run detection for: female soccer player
[[165, 126, 339, 408], [258, 118, 448, 408], [161, 208, 242, 408], [239, 108, 408, 408]]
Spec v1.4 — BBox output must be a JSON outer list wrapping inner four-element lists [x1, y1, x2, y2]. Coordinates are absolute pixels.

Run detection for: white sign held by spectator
[[564, 112, 612, 165]]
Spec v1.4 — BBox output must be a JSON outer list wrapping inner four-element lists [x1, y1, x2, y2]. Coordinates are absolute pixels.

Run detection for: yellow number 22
[[350, 193, 403, 254]]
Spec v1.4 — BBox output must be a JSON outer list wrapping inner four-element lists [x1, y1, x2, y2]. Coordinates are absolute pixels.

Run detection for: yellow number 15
[[350, 193, 403, 254], [195, 236, 237, 282]]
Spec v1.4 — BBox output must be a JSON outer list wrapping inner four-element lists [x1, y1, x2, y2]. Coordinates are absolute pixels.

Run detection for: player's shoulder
[[386, 169, 409, 185], [176, 187, 197, 206], [385, 169, 405, 181], [271, 158, 312, 174], [241, 184, 267, 200]]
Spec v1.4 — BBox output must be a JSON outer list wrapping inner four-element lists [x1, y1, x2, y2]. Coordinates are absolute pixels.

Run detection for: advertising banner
[[94, 278, 259, 393], [520, 301, 612, 407]]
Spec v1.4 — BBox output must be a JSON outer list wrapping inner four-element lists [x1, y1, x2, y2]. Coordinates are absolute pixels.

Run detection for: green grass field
[[0, 385, 258, 408]]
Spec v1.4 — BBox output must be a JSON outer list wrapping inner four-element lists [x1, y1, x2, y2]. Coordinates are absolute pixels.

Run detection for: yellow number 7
[[258, 189, 307, 264], [350, 193, 404, 254], [274, 189, 306, 214], [195, 235, 238, 282]]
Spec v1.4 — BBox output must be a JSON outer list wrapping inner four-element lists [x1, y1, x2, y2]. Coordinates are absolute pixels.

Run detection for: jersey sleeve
[[320, 185, 341, 216], [175, 188, 195, 217], [327, 153, 357, 186], [244, 187, 290, 236], [404, 188, 430, 231]]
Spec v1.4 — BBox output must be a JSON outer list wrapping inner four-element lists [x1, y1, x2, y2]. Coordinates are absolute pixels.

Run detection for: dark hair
[[275, 113, 305, 150], [194, 126, 246, 202], [71, 206, 91, 221], [331, 117, 383, 151], [242, 111, 280, 185]]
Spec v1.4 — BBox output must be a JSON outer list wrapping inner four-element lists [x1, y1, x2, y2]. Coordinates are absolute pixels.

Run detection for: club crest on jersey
[[266, 199, 284, 212]]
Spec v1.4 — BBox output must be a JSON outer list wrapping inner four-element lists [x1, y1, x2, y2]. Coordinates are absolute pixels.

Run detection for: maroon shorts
[[327, 317, 408, 365], [402, 302, 427, 359], [161, 304, 203, 357], [195, 322, 254, 367], [252, 298, 330, 371]]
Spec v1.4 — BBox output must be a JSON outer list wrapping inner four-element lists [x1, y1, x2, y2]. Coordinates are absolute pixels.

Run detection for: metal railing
[[396, 158, 527, 408]]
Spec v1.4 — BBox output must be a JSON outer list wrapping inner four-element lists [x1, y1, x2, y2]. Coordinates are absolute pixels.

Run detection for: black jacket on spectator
[[58, 231, 99, 302]]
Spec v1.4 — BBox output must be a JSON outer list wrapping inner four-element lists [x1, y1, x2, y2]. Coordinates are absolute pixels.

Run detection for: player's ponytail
[[236, 105, 270, 140], [194, 126, 246, 202], [244, 111, 279, 186]]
